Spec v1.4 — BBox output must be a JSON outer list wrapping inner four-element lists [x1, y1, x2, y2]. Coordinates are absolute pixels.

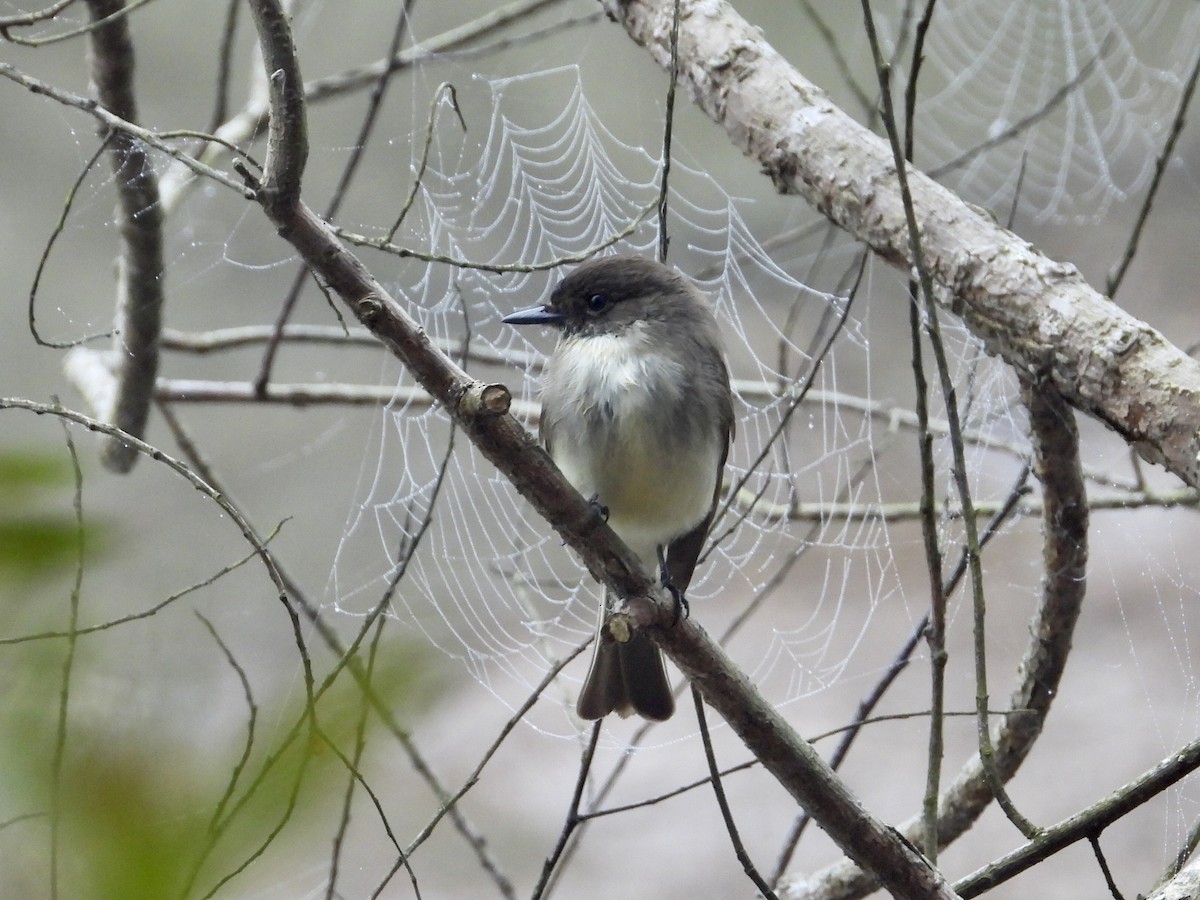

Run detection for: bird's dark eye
[[586, 293, 610, 314]]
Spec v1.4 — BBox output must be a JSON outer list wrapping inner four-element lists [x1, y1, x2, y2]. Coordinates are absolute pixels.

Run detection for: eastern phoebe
[[503, 255, 733, 721]]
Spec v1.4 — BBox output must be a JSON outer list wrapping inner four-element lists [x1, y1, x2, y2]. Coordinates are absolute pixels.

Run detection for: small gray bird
[[503, 255, 733, 721]]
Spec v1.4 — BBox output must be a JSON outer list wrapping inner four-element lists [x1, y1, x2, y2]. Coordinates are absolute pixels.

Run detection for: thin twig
[[1089, 835, 1127, 900], [332, 198, 657, 272], [693, 687, 778, 898], [3, 0, 157, 45], [1106, 48, 1200, 298], [205, 0, 240, 136], [955, 735, 1200, 897], [656, 0, 680, 262], [252, 0, 416, 396], [900, 0, 947, 863], [190, 612, 258, 899], [328, 610, 386, 900], [28, 135, 113, 349], [0, 519, 286, 648], [386, 82, 466, 242], [861, 0, 1036, 840], [198, 748, 315, 900], [530, 724, 602, 900], [0, 62, 251, 195], [48, 416, 85, 900], [579, 759, 758, 821], [0, 0, 78, 29]]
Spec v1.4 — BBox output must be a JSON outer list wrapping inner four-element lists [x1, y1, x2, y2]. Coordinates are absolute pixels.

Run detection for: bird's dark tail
[[576, 624, 674, 721]]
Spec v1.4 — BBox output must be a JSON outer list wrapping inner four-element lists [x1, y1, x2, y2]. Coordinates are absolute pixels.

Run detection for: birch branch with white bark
[[599, 0, 1200, 489]]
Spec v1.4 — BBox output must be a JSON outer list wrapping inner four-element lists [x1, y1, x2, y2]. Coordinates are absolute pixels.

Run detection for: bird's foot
[[657, 547, 688, 624], [586, 493, 609, 523]]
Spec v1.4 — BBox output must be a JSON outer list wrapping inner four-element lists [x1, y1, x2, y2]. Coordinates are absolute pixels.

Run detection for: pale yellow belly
[[553, 423, 718, 568], [544, 327, 724, 566]]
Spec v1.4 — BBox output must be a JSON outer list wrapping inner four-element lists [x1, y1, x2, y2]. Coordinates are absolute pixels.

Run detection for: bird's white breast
[[544, 327, 723, 568]]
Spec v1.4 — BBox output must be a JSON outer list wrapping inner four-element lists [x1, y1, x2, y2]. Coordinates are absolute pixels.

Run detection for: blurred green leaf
[[65, 747, 209, 900], [0, 449, 109, 588], [0, 452, 72, 502]]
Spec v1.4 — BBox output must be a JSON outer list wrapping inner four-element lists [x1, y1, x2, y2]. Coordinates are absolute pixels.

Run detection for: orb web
[[322, 65, 1037, 739], [881, 0, 1200, 221]]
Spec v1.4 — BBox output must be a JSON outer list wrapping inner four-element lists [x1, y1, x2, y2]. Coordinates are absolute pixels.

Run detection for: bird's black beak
[[502, 305, 566, 326]]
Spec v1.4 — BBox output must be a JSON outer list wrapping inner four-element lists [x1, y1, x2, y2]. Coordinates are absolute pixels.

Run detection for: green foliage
[[62, 745, 211, 900], [0, 445, 444, 897], [0, 449, 106, 590]]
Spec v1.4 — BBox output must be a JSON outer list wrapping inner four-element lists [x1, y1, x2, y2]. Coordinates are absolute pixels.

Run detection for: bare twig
[[28, 135, 114, 349], [252, 0, 415, 396], [48, 418, 85, 900], [386, 82, 467, 242], [0, 61, 250, 195], [332, 199, 656, 272], [0, 532, 279, 647], [531, 724, 602, 900], [189, 611, 259, 897], [655, 0, 680, 262], [1088, 835, 1127, 900], [693, 687, 778, 898], [3, 0, 157, 46], [0, 0, 77, 30], [897, 0, 947, 863], [862, 0, 1035, 837], [205, 0, 241, 135], [954, 735, 1200, 897], [1106, 48, 1200, 298]]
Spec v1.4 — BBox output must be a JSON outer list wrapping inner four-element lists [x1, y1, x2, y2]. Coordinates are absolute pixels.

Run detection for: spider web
[[323, 64, 1033, 741], [880, 0, 1200, 222]]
